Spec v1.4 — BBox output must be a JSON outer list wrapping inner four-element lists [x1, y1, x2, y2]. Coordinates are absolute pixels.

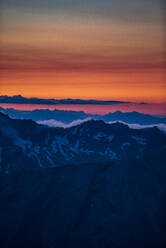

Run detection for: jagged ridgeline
[[0, 112, 166, 248], [0, 112, 166, 170]]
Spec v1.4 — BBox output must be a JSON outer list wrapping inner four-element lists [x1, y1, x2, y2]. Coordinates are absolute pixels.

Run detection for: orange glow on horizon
[[1, 70, 165, 103], [0, 7, 165, 103]]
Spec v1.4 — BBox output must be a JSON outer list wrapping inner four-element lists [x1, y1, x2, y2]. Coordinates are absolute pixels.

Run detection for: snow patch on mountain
[[104, 148, 118, 159], [55, 136, 69, 160], [45, 154, 55, 168], [56, 136, 69, 146], [51, 140, 58, 154], [108, 135, 114, 142], [14, 138, 32, 151], [94, 132, 107, 140], [70, 141, 80, 153], [33, 146, 40, 154], [132, 136, 147, 145], [1, 112, 166, 170], [79, 148, 94, 153], [121, 142, 130, 150], [94, 132, 114, 142], [109, 121, 166, 133]]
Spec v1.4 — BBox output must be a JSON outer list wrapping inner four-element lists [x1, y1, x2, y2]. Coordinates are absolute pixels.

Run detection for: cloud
[[108, 121, 166, 133], [1, 45, 165, 74], [38, 118, 166, 133], [37, 118, 92, 128]]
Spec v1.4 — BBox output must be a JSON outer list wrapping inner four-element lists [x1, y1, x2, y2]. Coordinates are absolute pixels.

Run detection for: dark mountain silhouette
[[0, 112, 165, 170], [0, 113, 166, 248], [0, 95, 128, 105]]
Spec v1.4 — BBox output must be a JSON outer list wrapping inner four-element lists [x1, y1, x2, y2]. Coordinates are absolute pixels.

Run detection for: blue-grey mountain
[[0, 113, 166, 248], [0, 107, 166, 125]]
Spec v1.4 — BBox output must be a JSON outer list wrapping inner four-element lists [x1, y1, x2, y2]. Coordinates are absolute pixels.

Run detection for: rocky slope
[[0, 112, 166, 247], [0, 112, 166, 172]]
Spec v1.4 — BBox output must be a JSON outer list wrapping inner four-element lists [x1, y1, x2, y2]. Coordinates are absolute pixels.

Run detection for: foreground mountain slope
[[0, 156, 166, 248], [0, 112, 166, 171]]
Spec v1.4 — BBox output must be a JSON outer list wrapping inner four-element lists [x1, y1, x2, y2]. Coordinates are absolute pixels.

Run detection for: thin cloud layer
[[37, 118, 92, 128], [109, 121, 166, 133], [38, 118, 166, 133]]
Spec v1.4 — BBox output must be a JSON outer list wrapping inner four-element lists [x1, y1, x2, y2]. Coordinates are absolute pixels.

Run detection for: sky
[[0, 0, 165, 102]]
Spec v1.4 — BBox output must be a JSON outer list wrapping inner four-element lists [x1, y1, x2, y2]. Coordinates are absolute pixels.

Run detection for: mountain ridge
[[1, 107, 166, 125], [0, 112, 165, 172], [0, 112, 166, 247], [0, 95, 129, 105]]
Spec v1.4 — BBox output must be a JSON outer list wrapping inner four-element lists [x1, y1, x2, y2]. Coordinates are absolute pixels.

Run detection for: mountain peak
[[0, 111, 10, 121], [0, 113, 166, 171]]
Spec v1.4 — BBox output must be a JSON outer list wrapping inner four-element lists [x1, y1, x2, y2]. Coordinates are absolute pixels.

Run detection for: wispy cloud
[[38, 118, 166, 133], [37, 118, 92, 128], [109, 121, 166, 133]]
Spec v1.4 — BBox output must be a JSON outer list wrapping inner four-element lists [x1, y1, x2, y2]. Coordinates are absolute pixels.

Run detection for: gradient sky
[[0, 0, 165, 102]]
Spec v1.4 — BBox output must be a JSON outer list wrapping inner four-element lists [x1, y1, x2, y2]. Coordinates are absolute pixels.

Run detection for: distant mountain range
[[0, 107, 166, 125], [0, 95, 129, 105], [0, 112, 165, 171]]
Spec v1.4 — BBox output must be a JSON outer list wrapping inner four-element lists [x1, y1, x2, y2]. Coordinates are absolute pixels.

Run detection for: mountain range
[[0, 95, 129, 105], [0, 112, 166, 247], [0, 111, 166, 171], [0, 107, 166, 125]]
